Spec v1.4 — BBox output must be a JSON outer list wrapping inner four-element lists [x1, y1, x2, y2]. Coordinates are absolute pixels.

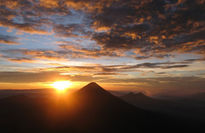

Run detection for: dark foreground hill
[[0, 82, 203, 133]]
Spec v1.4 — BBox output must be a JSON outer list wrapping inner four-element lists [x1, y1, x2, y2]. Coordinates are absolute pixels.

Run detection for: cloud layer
[[0, 0, 205, 96], [0, 0, 204, 59]]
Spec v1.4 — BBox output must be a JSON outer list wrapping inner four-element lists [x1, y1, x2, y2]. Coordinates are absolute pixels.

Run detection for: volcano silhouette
[[78, 82, 110, 94], [0, 82, 203, 133]]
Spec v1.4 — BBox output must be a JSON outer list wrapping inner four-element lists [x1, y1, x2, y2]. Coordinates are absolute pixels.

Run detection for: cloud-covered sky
[[0, 0, 205, 96]]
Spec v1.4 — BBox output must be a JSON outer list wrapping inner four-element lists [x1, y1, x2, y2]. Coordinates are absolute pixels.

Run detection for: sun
[[51, 81, 72, 92]]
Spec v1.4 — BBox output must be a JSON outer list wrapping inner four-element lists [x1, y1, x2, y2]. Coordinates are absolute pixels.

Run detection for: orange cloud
[[39, 0, 59, 8]]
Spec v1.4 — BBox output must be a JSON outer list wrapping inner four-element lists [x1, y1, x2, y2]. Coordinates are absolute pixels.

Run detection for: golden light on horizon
[[51, 81, 72, 92]]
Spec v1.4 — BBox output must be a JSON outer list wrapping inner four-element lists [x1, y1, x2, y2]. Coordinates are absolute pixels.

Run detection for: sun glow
[[51, 81, 72, 92]]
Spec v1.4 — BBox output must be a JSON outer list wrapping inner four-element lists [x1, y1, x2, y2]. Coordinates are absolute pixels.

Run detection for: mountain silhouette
[[78, 82, 110, 94], [121, 92, 205, 121], [0, 82, 203, 133], [122, 92, 150, 100], [185, 92, 205, 102], [121, 92, 163, 107]]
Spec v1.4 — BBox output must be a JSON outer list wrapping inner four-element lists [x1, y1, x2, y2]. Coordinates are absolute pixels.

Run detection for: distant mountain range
[[184, 92, 205, 102], [121, 91, 205, 121], [0, 82, 204, 133]]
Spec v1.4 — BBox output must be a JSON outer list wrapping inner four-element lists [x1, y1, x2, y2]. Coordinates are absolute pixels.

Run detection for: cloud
[[184, 58, 205, 62], [53, 24, 87, 38], [93, 72, 122, 76], [1, 49, 69, 61], [0, 71, 100, 83], [91, 0, 205, 58], [0, 34, 19, 45], [118, 62, 191, 70], [7, 57, 36, 63], [134, 54, 173, 60], [0, 0, 204, 60], [0, 71, 60, 83], [59, 44, 122, 58], [21, 50, 67, 60], [49, 61, 191, 75], [0, 0, 68, 35], [0, 6, 50, 35], [0, 47, 123, 65]]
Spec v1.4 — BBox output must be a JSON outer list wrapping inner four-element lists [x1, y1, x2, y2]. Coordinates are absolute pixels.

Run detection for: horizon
[[0, 81, 203, 98], [0, 0, 205, 97], [0, 82, 140, 95]]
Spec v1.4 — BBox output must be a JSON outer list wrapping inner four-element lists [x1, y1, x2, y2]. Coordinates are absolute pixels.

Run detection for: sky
[[0, 0, 205, 96]]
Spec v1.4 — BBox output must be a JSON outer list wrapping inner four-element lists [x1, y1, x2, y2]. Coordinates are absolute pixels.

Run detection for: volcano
[[0, 82, 203, 133], [79, 82, 107, 93]]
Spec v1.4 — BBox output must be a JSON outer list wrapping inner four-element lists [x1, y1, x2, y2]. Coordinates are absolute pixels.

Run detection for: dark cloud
[[184, 58, 205, 62], [121, 62, 190, 69], [50, 61, 191, 75], [91, 0, 205, 57], [93, 72, 122, 76], [7, 57, 36, 63], [134, 54, 173, 60], [0, 34, 19, 45], [162, 65, 188, 69], [156, 72, 166, 75], [0, 0, 70, 34], [0, 6, 50, 34], [53, 24, 88, 38]]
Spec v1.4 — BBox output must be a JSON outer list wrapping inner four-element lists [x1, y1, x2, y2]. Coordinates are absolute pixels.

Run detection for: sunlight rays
[[51, 81, 72, 92]]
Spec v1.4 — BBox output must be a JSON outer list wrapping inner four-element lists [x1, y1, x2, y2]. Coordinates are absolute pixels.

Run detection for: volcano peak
[[79, 82, 108, 94]]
